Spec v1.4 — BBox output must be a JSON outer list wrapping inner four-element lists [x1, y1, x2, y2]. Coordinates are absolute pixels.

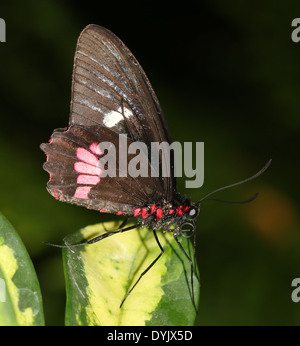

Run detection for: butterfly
[[40, 24, 271, 310]]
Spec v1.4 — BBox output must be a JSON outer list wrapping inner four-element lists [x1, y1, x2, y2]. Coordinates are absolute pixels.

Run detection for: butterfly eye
[[186, 206, 198, 219]]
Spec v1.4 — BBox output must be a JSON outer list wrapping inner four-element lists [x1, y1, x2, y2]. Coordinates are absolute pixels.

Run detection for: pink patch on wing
[[169, 209, 175, 214], [77, 174, 100, 185], [76, 148, 100, 167], [100, 209, 107, 213], [53, 190, 59, 200], [89, 143, 103, 156], [74, 186, 91, 199], [73, 145, 103, 200], [74, 162, 103, 176], [117, 211, 125, 215]]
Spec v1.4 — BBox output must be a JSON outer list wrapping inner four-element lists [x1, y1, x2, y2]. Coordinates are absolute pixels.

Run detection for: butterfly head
[[185, 204, 200, 220], [177, 202, 200, 238]]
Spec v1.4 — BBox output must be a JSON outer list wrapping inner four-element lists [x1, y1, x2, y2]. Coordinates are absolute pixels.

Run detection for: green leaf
[[0, 213, 45, 326], [63, 220, 200, 326]]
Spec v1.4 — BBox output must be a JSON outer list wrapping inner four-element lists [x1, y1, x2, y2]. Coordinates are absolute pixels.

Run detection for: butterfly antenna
[[197, 159, 272, 204], [203, 192, 259, 204]]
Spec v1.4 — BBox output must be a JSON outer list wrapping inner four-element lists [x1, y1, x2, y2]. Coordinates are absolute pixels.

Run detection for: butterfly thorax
[[133, 194, 200, 233]]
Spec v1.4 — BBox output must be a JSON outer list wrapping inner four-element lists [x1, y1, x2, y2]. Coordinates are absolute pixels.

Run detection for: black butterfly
[[41, 24, 271, 310]]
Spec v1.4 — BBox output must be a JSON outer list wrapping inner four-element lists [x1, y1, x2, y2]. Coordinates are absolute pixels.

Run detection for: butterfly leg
[[192, 231, 201, 284], [44, 224, 138, 248], [120, 229, 164, 308], [118, 216, 135, 229], [173, 234, 198, 313]]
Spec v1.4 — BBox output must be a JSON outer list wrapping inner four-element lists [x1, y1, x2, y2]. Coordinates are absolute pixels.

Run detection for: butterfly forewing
[[70, 25, 175, 199]]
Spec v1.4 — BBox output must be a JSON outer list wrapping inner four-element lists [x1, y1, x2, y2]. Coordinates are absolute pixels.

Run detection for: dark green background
[[0, 1, 299, 325]]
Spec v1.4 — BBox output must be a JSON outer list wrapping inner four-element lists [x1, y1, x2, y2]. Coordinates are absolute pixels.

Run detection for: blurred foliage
[[0, 0, 299, 325], [0, 213, 44, 326]]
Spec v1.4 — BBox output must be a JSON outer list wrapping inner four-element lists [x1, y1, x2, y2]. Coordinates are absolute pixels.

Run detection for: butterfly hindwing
[[41, 125, 165, 214]]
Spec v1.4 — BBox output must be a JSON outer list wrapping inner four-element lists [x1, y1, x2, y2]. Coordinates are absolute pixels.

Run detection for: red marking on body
[[141, 208, 148, 219], [74, 186, 91, 199], [117, 211, 125, 215], [156, 208, 163, 219], [184, 206, 190, 213], [89, 142, 103, 156], [176, 205, 184, 216], [100, 209, 107, 213], [169, 209, 174, 214], [77, 174, 100, 185], [150, 204, 156, 214], [134, 208, 141, 217]]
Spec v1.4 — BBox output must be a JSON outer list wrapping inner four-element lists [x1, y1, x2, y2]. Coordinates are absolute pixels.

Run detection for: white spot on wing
[[103, 110, 123, 128], [103, 105, 133, 128]]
